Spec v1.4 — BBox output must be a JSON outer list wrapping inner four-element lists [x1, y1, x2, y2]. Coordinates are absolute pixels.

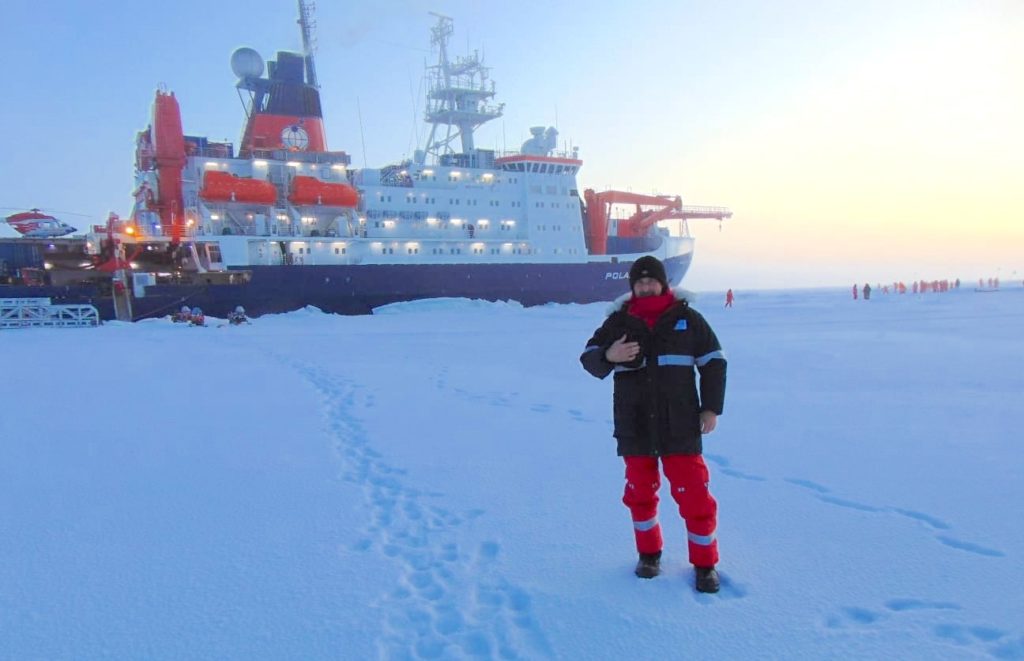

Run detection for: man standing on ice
[[580, 256, 727, 593]]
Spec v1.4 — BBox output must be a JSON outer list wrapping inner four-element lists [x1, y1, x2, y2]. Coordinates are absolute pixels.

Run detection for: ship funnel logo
[[282, 125, 310, 150]]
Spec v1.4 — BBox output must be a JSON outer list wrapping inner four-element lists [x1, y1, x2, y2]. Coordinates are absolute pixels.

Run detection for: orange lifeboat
[[199, 170, 277, 205], [288, 175, 359, 207]]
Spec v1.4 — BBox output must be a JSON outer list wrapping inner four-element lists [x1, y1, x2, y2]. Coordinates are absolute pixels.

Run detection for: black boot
[[695, 565, 720, 593], [634, 552, 662, 579]]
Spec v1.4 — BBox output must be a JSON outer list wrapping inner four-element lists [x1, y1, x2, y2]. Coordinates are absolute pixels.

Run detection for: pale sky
[[2, 0, 1021, 290]]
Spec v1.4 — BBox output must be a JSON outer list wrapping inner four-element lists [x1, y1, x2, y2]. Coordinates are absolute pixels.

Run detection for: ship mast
[[297, 0, 319, 89], [418, 13, 504, 165]]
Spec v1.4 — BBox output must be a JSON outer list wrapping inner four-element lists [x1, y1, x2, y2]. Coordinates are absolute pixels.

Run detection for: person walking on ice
[[580, 256, 727, 593]]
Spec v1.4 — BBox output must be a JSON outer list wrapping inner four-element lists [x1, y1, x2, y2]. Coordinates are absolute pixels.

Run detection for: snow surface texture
[[1, 287, 1022, 659]]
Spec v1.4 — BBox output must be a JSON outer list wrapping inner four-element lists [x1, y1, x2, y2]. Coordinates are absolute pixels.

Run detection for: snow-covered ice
[[1, 286, 1022, 659]]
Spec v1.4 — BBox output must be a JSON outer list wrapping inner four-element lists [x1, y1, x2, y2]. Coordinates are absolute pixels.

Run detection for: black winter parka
[[580, 293, 727, 456]]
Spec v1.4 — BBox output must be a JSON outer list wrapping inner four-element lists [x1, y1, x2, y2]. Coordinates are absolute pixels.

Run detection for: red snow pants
[[622, 454, 719, 567]]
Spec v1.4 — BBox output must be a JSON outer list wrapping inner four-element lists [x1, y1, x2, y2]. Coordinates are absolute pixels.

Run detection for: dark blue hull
[[0, 254, 691, 320]]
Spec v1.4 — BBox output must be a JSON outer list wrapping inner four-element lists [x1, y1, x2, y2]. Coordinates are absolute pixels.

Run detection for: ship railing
[[0, 298, 100, 330], [679, 205, 733, 220], [249, 149, 352, 166], [188, 145, 234, 159], [494, 148, 579, 160]]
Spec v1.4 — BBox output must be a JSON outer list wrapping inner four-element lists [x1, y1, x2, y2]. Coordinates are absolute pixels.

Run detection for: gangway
[[0, 298, 101, 329]]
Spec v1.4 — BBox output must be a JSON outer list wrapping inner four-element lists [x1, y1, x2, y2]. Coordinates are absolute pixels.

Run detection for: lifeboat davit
[[288, 175, 359, 207], [199, 170, 277, 205]]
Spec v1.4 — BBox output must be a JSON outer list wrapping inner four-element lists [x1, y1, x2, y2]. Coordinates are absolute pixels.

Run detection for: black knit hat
[[628, 256, 668, 290]]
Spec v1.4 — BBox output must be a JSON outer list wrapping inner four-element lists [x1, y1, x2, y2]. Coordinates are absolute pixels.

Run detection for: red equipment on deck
[[199, 171, 278, 205], [288, 176, 359, 207], [151, 92, 187, 245], [583, 189, 732, 255]]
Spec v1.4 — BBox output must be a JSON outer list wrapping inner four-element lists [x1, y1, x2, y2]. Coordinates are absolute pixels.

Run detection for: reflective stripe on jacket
[[580, 296, 726, 456]]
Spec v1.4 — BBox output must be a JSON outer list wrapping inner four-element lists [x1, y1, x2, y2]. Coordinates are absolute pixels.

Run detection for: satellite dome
[[230, 47, 265, 79]]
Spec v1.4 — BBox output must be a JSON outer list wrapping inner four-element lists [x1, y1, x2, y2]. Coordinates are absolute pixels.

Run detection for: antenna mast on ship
[[416, 13, 504, 165], [297, 0, 319, 89]]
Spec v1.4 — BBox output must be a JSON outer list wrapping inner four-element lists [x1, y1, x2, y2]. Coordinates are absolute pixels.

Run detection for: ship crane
[[582, 189, 732, 255]]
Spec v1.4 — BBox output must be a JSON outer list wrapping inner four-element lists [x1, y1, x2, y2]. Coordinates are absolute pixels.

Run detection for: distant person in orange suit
[[852, 284, 858, 300], [725, 289, 734, 308]]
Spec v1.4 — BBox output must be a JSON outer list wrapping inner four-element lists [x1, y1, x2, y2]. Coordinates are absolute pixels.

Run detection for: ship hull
[[1, 252, 691, 320], [128, 251, 692, 318]]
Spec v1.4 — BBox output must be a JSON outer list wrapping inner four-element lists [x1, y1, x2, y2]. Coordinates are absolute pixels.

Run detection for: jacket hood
[[606, 287, 696, 316]]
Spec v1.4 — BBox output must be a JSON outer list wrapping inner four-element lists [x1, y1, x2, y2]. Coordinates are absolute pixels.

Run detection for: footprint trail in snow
[[288, 361, 552, 659]]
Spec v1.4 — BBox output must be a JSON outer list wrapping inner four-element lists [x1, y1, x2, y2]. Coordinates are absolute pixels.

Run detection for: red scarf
[[627, 291, 675, 328]]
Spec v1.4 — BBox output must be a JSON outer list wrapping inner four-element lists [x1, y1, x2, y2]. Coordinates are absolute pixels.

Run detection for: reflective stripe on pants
[[622, 454, 719, 566]]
